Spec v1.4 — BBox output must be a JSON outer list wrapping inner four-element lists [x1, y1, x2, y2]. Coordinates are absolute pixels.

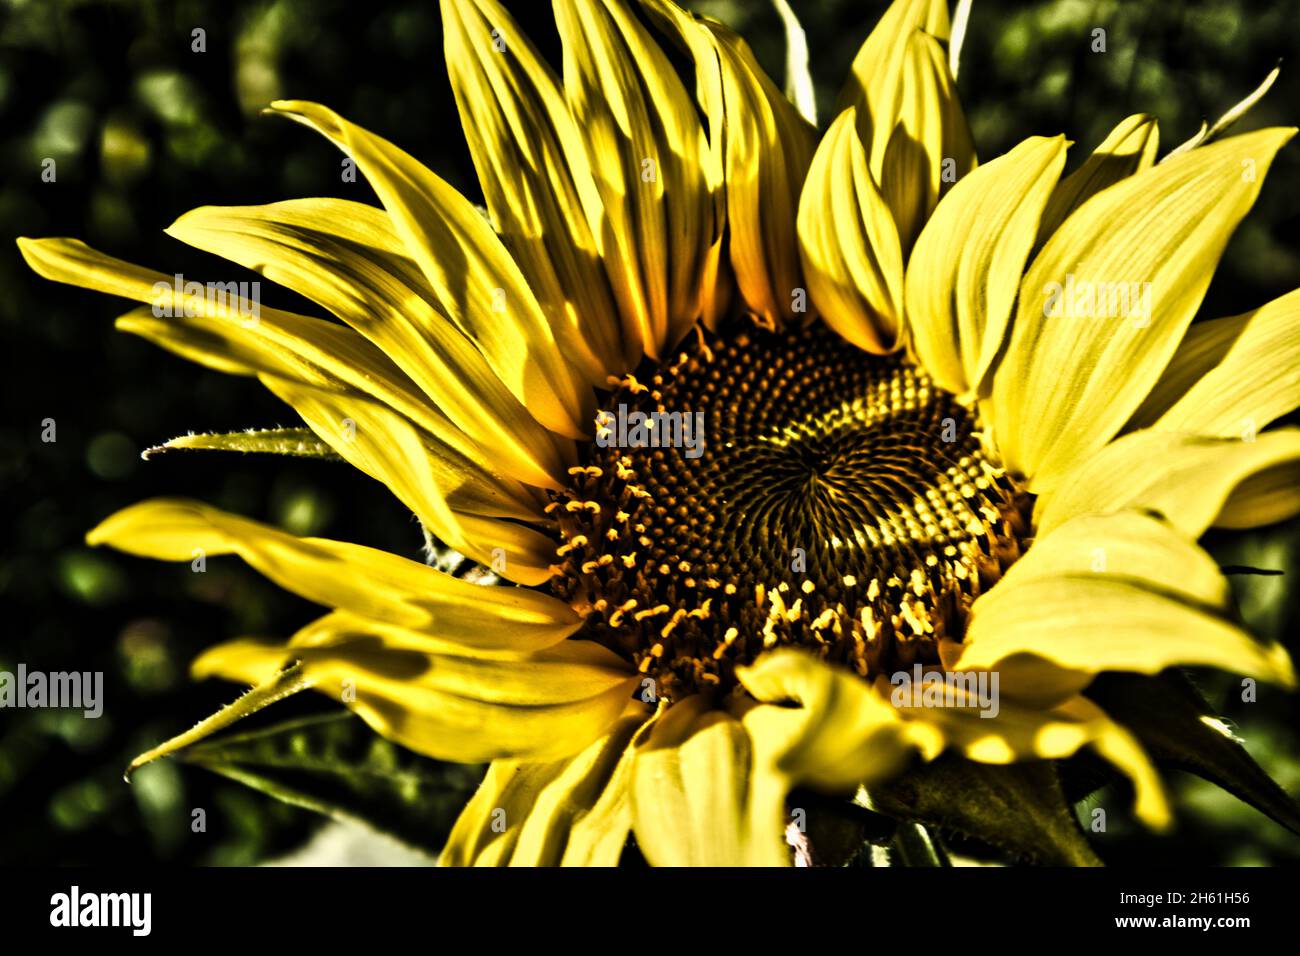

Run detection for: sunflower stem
[[892, 821, 952, 866]]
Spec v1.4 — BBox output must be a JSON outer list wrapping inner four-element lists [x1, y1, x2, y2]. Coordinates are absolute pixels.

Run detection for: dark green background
[[2, 0, 1299, 865]]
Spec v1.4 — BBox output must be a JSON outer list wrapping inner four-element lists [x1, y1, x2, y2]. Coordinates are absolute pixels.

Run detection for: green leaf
[[1088, 671, 1300, 836], [177, 710, 484, 856], [864, 754, 1102, 866], [142, 428, 342, 460]]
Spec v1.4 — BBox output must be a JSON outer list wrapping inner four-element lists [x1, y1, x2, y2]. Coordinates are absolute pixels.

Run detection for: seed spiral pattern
[[550, 321, 1029, 700]]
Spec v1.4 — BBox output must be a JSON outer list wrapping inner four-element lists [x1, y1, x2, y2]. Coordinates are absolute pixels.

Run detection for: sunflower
[[19, 0, 1300, 867]]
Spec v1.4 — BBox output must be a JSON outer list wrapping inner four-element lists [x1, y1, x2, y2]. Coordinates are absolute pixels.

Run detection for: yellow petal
[[797, 108, 904, 353], [111, 308, 562, 529], [736, 649, 942, 792], [949, 512, 1296, 706], [1006, 511, 1231, 602], [186, 638, 289, 685], [86, 497, 580, 637], [260, 376, 556, 584], [110, 304, 347, 384], [1128, 288, 1300, 437], [19, 234, 554, 509], [989, 127, 1296, 491], [17, 238, 459, 450], [1216, 454, 1300, 529], [1036, 113, 1159, 243], [878, 29, 976, 255], [442, 710, 649, 866], [1063, 697, 1170, 831], [838, 0, 951, 172], [230, 368, 543, 525], [629, 696, 789, 866], [905, 692, 1171, 830], [555, 0, 718, 359], [163, 200, 573, 490], [195, 618, 638, 764], [283, 608, 574, 658], [266, 100, 593, 439], [1035, 428, 1300, 538], [906, 134, 1067, 396], [772, 0, 816, 124], [284, 623, 631, 705], [111, 307, 462, 477], [442, 0, 626, 380], [641, 0, 814, 328]]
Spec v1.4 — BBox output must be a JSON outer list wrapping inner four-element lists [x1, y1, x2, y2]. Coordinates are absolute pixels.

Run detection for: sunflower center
[[550, 321, 1029, 701]]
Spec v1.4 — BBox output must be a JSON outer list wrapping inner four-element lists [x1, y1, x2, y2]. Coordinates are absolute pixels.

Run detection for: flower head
[[19, 0, 1300, 866]]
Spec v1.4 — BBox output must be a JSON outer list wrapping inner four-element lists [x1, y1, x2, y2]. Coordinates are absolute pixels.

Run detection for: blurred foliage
[[2, 0, 1299, 865]]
